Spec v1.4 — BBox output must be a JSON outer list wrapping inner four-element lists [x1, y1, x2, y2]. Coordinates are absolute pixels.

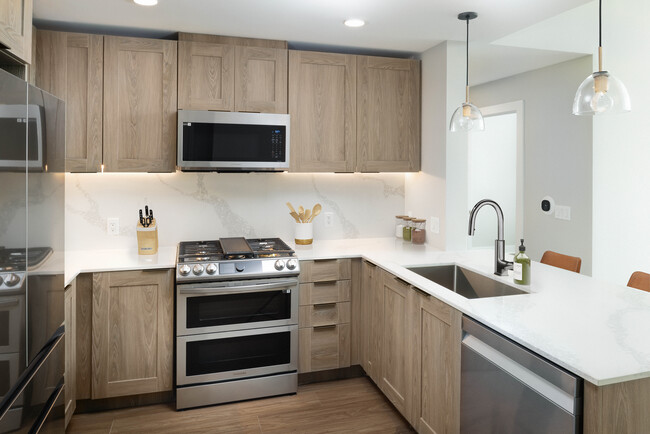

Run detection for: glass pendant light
[[450, 12, 484, 132], [573, 0, 630, 115]]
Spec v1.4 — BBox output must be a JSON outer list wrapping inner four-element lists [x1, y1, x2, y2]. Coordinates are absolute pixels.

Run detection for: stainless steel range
[[175, 237, 300, 410]]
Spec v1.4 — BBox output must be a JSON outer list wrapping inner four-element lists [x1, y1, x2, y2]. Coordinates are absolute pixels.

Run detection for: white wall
[[471, 57, 593, 274], [592, 0, 650, 284], [65, 172, 405, 251]]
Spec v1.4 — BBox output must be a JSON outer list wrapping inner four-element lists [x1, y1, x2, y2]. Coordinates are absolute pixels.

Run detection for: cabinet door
[[92, 269, 173, 399], [64, 280, 76, 428], [178, 41, 234, 111], [413, 291, 462, 434], [361, 261, 383, 383], [380, 271, 412, 417], [289, 51, 356, 172], [0, 0, 32, 63], [35, 31, 103, 172], [103, 36, 177, 172], [357, 55, 420, 172], [235, 46, 287, 113]]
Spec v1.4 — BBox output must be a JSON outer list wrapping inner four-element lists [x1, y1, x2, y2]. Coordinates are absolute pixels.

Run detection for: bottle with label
[[513, 239, 530, 285]]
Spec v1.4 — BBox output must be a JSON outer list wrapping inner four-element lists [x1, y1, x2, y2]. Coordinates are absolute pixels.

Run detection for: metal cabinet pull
[[313, 324, 337, 330], [412, 287, 431, 298], [313, 302, 337, 308], [393, 276, 411, 287]]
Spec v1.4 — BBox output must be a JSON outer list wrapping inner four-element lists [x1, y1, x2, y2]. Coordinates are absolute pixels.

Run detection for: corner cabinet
[[35, 31, 103, 172], [103, 36, 177, 172], [357, 56, 420, 172], [289, 51, 357, 172], [91, 269, 174, 399], [0, 0, 32, 63]]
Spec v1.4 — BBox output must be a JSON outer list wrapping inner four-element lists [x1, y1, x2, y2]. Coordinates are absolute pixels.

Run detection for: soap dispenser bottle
[[513, 239, 530, 285]]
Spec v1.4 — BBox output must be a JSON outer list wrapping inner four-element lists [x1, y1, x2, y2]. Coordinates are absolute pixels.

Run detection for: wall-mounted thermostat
[[541, 196, 555, 215]]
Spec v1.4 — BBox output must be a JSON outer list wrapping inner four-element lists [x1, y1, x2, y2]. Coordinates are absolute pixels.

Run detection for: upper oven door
[[177, 277, 299, 336], [177, 110, 290, 171]]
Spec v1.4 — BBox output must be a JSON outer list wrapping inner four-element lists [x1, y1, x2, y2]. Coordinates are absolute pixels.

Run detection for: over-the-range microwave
[[177, 110, 290, 171]]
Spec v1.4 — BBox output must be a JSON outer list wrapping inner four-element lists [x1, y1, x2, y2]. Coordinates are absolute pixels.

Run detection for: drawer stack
[[298, 259, 351, 373]]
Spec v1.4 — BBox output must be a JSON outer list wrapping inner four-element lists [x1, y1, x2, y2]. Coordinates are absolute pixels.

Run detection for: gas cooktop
[[176, 237, 299, 281]]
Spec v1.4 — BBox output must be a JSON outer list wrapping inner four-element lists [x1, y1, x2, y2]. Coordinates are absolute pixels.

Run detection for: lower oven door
[[177, 277, 299, 336], [177, 325, 297, 386]]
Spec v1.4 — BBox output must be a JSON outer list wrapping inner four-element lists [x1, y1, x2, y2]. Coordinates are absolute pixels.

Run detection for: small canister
[[395, 215, 407, 238], [412, 219, 426, 244], [402, 217, 413, 242]]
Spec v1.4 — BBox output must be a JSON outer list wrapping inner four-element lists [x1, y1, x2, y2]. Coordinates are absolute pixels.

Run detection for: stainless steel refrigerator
[[0, 68, 66, 433]]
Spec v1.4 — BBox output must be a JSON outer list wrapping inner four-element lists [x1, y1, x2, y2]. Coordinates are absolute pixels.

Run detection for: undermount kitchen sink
[[406, 264, 527, 299]]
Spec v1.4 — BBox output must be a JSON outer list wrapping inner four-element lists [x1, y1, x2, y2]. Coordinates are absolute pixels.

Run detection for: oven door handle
[[179, 280, 297, 295]]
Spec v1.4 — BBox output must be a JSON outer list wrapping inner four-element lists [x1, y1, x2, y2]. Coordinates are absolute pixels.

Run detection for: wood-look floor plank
[[67, 378, 415, 434]]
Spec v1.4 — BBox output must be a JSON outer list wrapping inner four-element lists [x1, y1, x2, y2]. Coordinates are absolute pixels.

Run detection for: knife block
[[137, 218, 158, 255]]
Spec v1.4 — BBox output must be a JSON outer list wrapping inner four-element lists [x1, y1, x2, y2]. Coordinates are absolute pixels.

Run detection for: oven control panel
[[176, 258, 300, 281]]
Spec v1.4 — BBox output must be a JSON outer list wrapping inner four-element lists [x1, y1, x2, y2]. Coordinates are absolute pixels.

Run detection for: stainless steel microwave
[[177, 110, 290, 171], [0, 104, 43, 171]]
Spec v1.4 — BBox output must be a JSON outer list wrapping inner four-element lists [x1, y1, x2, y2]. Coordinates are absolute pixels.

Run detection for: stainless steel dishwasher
[[461, 316, 582, 434]]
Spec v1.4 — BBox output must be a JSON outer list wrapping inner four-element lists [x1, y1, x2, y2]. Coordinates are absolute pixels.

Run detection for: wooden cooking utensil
[[289, 211, 301, 223], [309, 204, 322, 222], [304, 209, 311, 222], [286, 202, 297, 214], [298, 205, 305, 222]]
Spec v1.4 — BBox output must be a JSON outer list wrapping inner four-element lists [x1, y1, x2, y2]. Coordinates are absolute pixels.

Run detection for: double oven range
[[175, 237, 300, 410]]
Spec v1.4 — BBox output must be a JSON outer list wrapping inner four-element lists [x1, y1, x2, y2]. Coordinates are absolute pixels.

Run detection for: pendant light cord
[[466, 17, 469, 88], [599, 0, 602, 48]]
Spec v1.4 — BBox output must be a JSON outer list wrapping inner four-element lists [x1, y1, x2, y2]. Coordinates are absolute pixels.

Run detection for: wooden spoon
[[289, 211, 301, 223], [298, 205, 305, 222], [309, 204, 322, 222], [304, 209, 311, 222]]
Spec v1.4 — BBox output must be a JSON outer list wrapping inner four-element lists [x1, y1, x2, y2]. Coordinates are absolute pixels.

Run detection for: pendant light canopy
[[450, 12, 484, 132], [573, 0, 630, 115]]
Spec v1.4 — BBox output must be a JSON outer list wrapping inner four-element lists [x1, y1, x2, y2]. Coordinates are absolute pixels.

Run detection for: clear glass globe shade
[[450, 103, 485, 132], [573, 71, 631, 115]]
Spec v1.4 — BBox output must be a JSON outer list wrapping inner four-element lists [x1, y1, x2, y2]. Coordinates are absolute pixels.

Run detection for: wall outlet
[[324, 212, 334, 227], [430, 216, 440, 234], [554, 205, 571, 221], [107, 218, 120, 235]]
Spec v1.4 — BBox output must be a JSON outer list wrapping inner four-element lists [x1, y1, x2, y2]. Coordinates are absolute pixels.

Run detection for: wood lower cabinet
[[64, 280, 77, 428], [35, 30, 103, 172], [103, 36, 177, 172], [412, 288, 462, 434], [91, 269, 173, 399], [379, 270, 414, 420], [0, 0, 32, 63], [360, 260, 383, 383], [289, 50, 357, 172], [357, 55, 420, 172]]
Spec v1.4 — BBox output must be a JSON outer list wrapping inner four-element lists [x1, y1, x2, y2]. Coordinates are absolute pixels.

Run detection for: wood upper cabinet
[[235, 45, 287, 113], [91, 269, 173, 399], [35, 31, 103, 172], [412, 289, 462, 434], [64, 280, 77, 428], [178, 41, 234, 111], [379, 270, 413, 419], [289, 51, 356, 172], [357, 55, 420, 172], [103, 36, 177, 172], [0, 0, 32, 63]]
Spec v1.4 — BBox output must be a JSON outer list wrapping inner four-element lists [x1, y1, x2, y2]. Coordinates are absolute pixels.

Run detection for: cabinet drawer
[[299, 259, 351, 283], [298, 323, 350, 373], [299, 280, 350, 305], [299, 302, 350, 328]]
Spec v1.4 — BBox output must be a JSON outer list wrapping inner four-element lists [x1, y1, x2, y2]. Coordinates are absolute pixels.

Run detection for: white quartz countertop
[[65, 238, 650, 387]]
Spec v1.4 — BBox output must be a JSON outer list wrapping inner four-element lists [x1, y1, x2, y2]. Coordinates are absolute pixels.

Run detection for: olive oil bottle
[[513, 239, 530, 285]]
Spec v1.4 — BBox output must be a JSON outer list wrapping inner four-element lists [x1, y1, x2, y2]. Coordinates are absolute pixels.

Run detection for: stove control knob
[[206, 263, 217, 275], [274, 260, 285, 271], [286, 259, 298, 271], [4, 274, 20, 287], [235, 263, 245, 272], [179, 265, 191, 276], [192, 264, 205, 275], [0, 275, 4, 286]]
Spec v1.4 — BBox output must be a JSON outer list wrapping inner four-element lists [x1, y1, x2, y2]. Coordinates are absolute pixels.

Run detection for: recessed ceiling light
[[134, 0, 158, 6], [344, 19, 365, 28]]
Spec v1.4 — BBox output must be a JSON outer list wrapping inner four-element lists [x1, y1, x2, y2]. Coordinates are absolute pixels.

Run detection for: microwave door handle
[[179, 280, 296, 295]]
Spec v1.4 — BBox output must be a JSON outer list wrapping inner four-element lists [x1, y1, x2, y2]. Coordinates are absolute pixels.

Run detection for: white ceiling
[[34, 0, 596, 84]]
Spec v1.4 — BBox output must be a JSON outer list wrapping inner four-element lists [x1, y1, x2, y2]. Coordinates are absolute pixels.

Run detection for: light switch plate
[[554, 205, 571, 221]]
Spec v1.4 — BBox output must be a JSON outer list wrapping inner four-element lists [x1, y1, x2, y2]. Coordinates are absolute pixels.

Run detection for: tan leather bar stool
[[540, 251, 582, 273], [627, 271, 650, 293]]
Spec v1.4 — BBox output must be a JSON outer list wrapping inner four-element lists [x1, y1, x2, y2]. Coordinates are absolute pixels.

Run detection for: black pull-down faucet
[[468, 199, 513, 276]]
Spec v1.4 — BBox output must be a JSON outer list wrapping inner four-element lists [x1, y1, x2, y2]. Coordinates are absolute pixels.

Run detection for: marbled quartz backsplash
[[65, 172, 405, 251]]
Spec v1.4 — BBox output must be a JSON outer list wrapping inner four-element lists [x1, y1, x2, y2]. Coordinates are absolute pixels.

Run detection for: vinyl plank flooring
[[67, 378, 415, 434]]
